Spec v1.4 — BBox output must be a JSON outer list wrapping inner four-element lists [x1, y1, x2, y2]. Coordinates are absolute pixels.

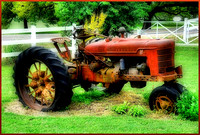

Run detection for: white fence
[[2, 18, 198, 58], [2, 24, 81, 58], [139, 18, 198, 45]]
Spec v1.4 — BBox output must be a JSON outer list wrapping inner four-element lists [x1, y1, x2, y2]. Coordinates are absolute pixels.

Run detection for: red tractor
[[13, 27, 184, 113]]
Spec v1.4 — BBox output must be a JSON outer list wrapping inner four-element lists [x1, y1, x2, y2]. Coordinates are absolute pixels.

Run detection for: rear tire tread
[[13, 46, 73, 111]]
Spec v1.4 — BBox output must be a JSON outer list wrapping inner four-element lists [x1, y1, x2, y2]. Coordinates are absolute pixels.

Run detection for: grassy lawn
[[1, 46, 199, 134], [2, 113, 198, 133]]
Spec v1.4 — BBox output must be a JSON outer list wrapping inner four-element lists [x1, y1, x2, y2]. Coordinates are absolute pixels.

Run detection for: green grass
[[2, 113, 198, 133], [1, 46, 199, 133]]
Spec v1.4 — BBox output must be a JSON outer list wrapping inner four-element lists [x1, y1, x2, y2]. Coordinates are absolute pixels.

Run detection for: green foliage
[[84, 12, 107, 34], [54, 2, 96, 26], [54, 2, 150, 35], [176, 91, 198, 121], [147, 2, 198, 21], [112, 102, 147, 117], [12, 2, 37, 20], [37, 2, 59, 25], [128, 105, 147, 117], [2, 2, 58, 28], [2, 1, 198, 33], [102, 2, 150, 35], [2, 44, 30, 65], [112, 101, 130, 114], [112, 101, 147, 117], [1, 2, 16, 29], [72, 89, 106, 104]]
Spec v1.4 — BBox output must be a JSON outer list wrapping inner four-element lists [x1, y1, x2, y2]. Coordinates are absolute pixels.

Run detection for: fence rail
[[2, 18, 198, 58], [2, 24, 81, 58], [140, 18, 198, 45]]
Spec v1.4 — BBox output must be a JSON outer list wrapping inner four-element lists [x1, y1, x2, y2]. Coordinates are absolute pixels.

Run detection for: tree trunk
[[24, 18, 28, 29], [142, 2, 153, 29], [142, 13, 154, 29], [142, 21, 152, 30]]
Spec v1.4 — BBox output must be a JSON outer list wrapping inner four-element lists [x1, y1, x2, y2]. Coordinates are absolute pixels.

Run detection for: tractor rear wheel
[[13, 46, 73, 111], [149, 85, 180, 114]]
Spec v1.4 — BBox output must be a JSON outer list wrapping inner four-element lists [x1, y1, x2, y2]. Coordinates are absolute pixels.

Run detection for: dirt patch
[[4, 91, 173, 120], [4, 91, 146, 117]]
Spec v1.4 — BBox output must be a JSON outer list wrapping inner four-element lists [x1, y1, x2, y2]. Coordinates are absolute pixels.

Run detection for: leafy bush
[[112, 102, 147, 117], [112, 101, 130, 114], [72, 89, 106, 104], [128, 105, 147, 117], [176, 91, 198, 121]]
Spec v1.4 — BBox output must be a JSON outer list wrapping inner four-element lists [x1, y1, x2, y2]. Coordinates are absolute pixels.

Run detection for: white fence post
[[71, 23, 76, 58], [156, 21, 159, 39], [183, 18, 188, 44], [31, 25, 36, 47]]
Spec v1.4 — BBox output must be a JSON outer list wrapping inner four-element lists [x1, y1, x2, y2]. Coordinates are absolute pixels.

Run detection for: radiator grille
[[157, 48, 174, 73], [157, 49, 172, 55]]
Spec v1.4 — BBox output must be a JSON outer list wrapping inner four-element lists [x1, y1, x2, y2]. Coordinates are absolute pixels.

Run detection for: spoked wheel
[[149, 85, 180, 114], [13, 47, 73, 111], [27, 62, 55, 107], [155, 95, 174, 113]]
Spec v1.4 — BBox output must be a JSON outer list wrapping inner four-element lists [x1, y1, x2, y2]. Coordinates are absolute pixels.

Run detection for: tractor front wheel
[[13, 47, 73, 111], [149, 85, 180, 114]]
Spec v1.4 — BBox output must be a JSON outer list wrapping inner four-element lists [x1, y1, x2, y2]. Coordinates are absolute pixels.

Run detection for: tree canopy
[[2, 2, 58, 28], [142, 2, 198, 29], [54, 2, 150, 35], [2, 2, 16, 29], [1, 1, 198, 33]]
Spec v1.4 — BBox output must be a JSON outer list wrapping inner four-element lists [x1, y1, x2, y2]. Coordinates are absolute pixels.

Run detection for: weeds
[[72, 89, 106, 104], [128, 105, 147, 117], [176, 91, 199, 121], [112, 101, 130, 114], [112, 102, 148, 117]]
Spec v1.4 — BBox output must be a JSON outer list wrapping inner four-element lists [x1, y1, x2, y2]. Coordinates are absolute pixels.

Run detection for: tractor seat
[[51, 37, 71, 44]]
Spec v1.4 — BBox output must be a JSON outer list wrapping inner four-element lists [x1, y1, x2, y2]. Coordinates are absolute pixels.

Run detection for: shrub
[[127, 105, 147, 117], [112, 102, 147, 117], [176, 91, 198, 121], [72, 89, 106, 104], [112, 101, 130, 114]]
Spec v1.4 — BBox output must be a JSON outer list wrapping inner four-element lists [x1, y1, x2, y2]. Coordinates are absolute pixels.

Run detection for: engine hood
[[84, 38, 175, 56]]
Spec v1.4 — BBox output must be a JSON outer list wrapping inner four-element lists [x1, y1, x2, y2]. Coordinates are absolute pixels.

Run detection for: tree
[[98, 2, 150, 35], [54, 2, 150, 35], [142, 2, 198, 29], [37, 2, 59, 26], [1, 2, 16, 29], [54, 2, 98, 26], [12, 2, 39, 28], [2, 2, 58, 29]]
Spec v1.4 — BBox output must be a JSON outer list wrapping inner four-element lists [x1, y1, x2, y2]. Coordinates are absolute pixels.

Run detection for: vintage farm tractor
[[13, 27, 185, 113]]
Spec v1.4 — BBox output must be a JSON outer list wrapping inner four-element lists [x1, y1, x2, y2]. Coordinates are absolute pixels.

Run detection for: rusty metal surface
[[68, 63, 182, 83], [155, 96, 174, 114], [51, 37, 70, 44], [84, 38, 174, 56], [116, 73, 181, 82], [52, 37, 72, 62], [26, 62, 55, 106], [52, 29, 182, 87]]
